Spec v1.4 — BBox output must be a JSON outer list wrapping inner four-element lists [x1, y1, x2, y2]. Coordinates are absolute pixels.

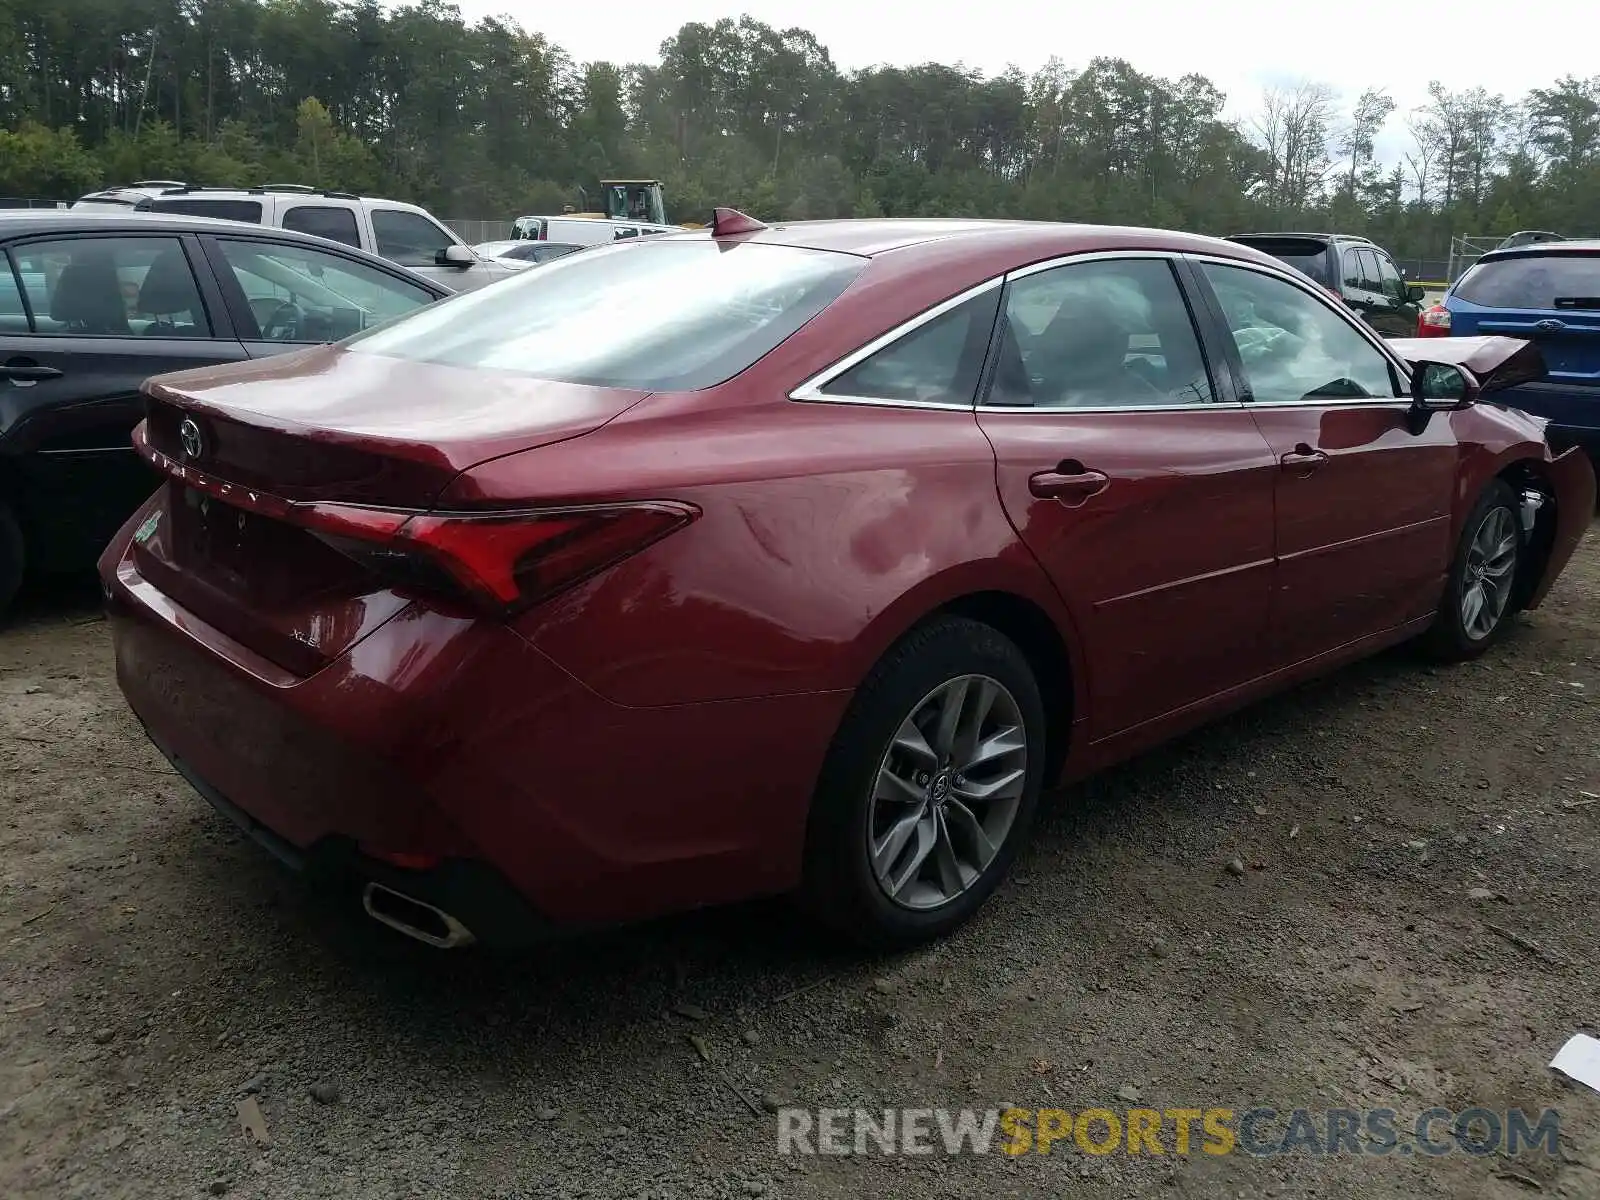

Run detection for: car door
[[1189, 257, 1457, 667], [975, 254, 1279, 740], [368, 207, 494, 290], [1370, 249, 1417, 337], [0, 232, 247, 572], [199, 234, 442, 358]]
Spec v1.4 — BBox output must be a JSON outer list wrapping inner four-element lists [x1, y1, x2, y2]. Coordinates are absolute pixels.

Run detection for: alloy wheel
[[1461, 506, 1518, 641], [867, 674, 1028, 911]]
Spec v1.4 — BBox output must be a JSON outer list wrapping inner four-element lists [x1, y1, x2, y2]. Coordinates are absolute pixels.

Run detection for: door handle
[[1279, 443, 1328, 474], [1029, 461, 1110, 505], [0, 360, 63, 383]]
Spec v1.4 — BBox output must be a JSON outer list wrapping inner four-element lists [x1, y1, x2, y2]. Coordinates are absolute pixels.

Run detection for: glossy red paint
[[100, 219, 1595, 941]]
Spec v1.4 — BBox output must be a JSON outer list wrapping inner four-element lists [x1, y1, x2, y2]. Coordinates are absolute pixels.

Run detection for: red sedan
[[101, 212, 1595, 950]]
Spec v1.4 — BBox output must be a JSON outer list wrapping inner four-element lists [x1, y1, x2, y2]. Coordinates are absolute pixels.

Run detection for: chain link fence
[[444, 218, 516, 245]]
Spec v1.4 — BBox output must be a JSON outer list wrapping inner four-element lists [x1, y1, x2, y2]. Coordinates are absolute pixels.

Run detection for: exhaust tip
[[362, 882, 476, 949]]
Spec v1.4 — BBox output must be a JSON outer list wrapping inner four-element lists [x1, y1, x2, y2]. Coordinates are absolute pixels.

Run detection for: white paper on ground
[[1550, 1033, 1600, 1095]]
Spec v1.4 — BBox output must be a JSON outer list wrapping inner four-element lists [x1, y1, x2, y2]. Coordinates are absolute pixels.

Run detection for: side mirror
[[1406, 284, 1427, 303], [1410, 361, 1481, 414], [438, 244, 475, 267]]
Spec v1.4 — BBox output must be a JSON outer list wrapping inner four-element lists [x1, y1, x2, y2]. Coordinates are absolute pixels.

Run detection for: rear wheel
[[0, 500, 23, 622], [1422, 480, 1522, 661], [799, 616, 1046, 949]]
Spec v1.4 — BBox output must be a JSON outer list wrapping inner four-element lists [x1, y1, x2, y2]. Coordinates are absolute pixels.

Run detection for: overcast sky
[[445, 0, 1594, 166]]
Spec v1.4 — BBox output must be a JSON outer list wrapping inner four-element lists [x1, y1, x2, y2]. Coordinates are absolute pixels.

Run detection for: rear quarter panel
[[448, 395, 1077, 710]]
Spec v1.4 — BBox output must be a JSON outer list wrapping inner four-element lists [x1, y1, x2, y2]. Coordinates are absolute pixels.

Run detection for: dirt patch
[[3, 535, 1599, 1199]]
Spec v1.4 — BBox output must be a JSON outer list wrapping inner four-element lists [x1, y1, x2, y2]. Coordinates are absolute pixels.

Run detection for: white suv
[[72, 183, 516, 292]]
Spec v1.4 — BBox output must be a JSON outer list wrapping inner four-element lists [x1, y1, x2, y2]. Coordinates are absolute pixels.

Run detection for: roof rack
[[257, 183, 315, 194], [128, 179, 189, 190]]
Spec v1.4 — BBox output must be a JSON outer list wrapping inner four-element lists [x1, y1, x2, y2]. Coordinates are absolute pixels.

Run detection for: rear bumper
[[144, 722, 553, 946], [103, 530, 849, 934]]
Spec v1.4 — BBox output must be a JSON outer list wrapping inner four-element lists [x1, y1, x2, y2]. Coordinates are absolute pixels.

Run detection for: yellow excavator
[[563, 180, 702, 229]]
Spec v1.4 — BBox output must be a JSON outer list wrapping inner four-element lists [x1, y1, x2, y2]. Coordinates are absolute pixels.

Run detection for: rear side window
[[282, 205, 361, 248], [371, 209, 455, 266], [347, 240, 866, 391], [148, 198, 264, 223], [10, 236, 211, 337], [992, 258, 1215, 408], [1454, 254, 1600, 310]]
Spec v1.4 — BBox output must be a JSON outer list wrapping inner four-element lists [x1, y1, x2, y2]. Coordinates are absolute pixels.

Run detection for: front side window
[[1357, 249, 1384, 293], [215, 238, 435, 342], [820, 289, 1000, 404], [347, 239, 866, 390], [371, 209, 455, 266], [10, 236, 211, 337], [1201, 262, 1401, 403], [989, 258, 1214, 408], [282, 205, 362, 249], [1375, 253, 1404, 300]]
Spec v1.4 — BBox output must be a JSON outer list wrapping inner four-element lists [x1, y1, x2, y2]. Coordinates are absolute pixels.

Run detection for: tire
[[0, 500, 23, 623], [1421, 480, 1523, 662], [799, 616, 1047, 950]]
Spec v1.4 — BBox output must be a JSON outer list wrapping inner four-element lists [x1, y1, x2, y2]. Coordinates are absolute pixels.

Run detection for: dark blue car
[[1443, 241, 1600, 459]]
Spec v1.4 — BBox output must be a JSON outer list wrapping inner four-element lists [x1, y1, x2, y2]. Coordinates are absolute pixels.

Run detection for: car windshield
[[1453, 253, 1600, 310], [346, 238, 867, 390]]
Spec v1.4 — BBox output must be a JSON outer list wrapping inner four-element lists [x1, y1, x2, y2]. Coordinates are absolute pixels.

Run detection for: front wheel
[[1422, 480, 1523, 661], [799, 616, 1047, 949]]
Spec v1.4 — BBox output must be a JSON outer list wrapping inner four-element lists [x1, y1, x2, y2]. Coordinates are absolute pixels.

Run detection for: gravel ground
[[3, 526, 1599, 1200]]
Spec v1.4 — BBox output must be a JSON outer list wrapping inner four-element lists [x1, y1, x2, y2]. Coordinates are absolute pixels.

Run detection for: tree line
[[2, 0, 1597, 261]]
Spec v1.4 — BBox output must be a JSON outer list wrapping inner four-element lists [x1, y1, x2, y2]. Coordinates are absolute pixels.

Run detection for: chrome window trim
[[1185, 251, 1416, 409], [788, 245, 1417, 416], [979, 400, 1247, 415], [788, 277, 1002, 409]]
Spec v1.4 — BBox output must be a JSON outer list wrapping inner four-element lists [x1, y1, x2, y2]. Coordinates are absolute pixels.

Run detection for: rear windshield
[[1230, 239, 1331, 286], [346, 239, 866, 390], [1454, 253, 1600, 309]]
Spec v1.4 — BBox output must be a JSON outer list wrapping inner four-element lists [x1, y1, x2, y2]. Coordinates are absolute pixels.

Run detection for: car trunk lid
[[129, 345, 650, 674]]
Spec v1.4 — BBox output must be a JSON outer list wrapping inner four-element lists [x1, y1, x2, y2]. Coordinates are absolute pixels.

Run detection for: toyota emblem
[[179, 417, 203, 460]]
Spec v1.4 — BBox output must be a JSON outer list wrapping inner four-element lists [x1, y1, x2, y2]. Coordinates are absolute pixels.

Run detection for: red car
[[101, 212, 1595, 950]]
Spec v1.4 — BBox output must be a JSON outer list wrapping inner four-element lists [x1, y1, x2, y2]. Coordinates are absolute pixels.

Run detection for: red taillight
[[1418, 303, 1451, 337], [297, 500, 698, 616]]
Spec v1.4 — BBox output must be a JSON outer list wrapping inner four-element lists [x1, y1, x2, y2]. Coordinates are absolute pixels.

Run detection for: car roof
[[1227, 232, 1372, 246], [0, 209, 449, 290], [1481, 239, 1600, 261], [0, 208, 292, 237], [673, 218, 1267, 262]]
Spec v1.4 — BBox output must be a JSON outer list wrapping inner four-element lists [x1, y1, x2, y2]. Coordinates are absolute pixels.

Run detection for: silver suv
[[72, 183, 516, 292]]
